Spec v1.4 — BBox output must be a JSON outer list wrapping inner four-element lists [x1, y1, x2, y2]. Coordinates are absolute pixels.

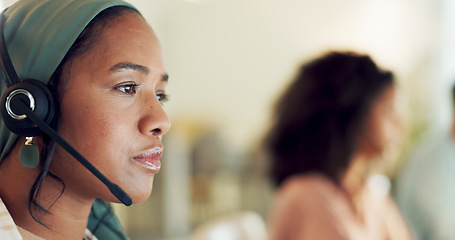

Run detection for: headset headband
[[0, 9, 20, 87]]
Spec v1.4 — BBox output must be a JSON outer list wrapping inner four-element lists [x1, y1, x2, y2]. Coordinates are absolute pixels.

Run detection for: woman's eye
[[115, 84, 139, 95], [156, 93, 169, 104]]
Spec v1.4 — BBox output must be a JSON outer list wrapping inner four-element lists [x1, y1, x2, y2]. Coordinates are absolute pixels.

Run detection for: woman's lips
[[132, 147, 162, 173]]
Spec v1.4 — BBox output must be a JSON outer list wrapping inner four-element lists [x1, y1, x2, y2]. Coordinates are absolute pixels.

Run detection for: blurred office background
[[2, 0, 455, 239]]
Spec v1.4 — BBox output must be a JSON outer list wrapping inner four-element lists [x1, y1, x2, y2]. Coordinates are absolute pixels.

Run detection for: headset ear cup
[[1, 79, 56, 136]]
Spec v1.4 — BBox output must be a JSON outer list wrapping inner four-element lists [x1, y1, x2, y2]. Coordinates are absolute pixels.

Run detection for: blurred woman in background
[[265, 51, 412, 240]]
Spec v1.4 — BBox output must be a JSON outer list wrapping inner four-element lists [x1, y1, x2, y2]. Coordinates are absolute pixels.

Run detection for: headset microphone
[[0, 10, 132, 206]]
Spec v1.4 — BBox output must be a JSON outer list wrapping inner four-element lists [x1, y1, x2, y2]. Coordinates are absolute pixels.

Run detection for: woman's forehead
[[68, 13, 166, 81]]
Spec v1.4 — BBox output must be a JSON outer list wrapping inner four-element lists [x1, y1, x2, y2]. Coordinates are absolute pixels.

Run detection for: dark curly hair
[[265, 51, 394, 187]]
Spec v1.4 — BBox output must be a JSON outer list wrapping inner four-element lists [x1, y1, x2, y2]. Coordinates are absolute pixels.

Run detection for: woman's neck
[[0, 153, 93, 240], [339, 152, 377, 226], [342, 155, 369, 196]]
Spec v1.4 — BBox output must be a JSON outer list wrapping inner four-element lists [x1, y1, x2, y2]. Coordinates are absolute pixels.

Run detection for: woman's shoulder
[[279, 174, 339, 193], [0, 198, 23, 240], [275, 174, 342, 207], [269, 174, 358, 240]]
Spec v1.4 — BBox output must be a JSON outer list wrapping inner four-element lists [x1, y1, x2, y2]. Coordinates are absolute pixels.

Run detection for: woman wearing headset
[[266, 52, 413, 240], [0, 0, 170, 239]]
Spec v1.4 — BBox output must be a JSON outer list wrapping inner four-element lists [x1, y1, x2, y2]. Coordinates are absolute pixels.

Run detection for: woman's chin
[[127, 181, 155, 204], [132, 189, 154, 204], [100, 175, 156, 204]]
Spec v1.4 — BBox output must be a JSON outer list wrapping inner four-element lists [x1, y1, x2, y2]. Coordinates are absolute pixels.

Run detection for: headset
[[0, 10, 132, 206]]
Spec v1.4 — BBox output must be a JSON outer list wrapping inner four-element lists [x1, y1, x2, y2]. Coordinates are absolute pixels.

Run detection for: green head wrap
[[0, 0, 136, 160]]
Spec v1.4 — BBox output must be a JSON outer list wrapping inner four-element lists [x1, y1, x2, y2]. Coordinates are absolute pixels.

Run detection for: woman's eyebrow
[[109, 62, 149, 74], [110, 62, 169, 82]]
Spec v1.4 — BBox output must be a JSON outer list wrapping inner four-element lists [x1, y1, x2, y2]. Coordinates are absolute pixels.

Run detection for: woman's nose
[[139, 98, 171, 137]]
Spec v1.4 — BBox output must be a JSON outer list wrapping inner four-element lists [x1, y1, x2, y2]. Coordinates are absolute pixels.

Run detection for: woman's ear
[[355, 113, 382, 160], [356, 133, 376, 158]]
